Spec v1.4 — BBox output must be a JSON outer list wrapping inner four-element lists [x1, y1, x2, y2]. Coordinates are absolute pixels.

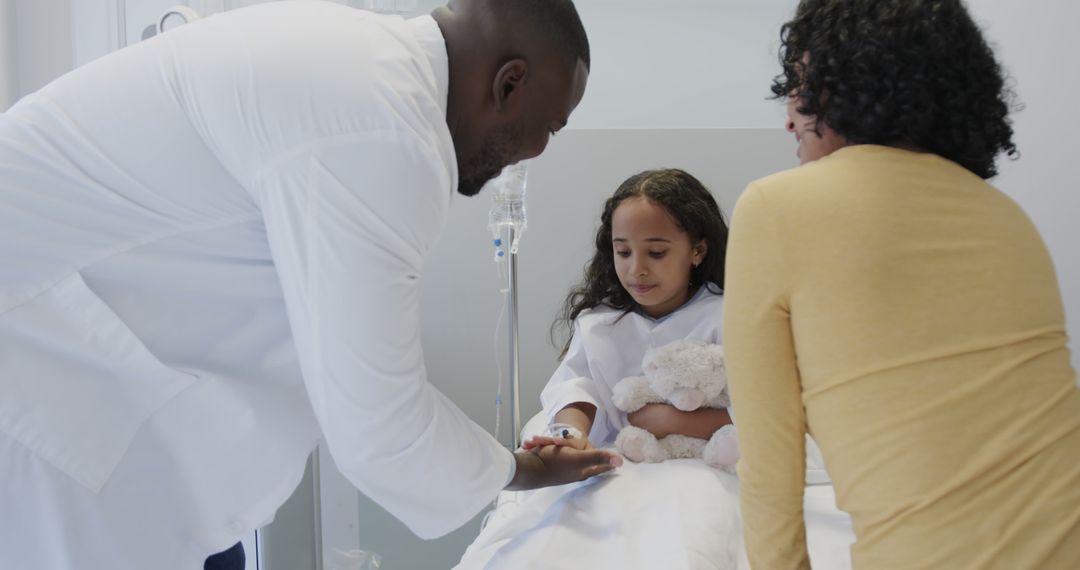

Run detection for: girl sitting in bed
[[457, 169, 853, 570], [523, 167, 732, 457]]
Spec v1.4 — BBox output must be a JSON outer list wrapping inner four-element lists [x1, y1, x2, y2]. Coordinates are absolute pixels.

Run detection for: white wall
[[968, 0, 1080, 374], [0, 0, 17, 110], [13, 0, 73, 98], [569, 0, 795, 130]]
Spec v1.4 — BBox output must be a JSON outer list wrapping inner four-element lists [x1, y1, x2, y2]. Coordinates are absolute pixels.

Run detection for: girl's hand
[[627, 403, 676, 439], [628, 404, 733, 440], [521, 434, 594, 452]]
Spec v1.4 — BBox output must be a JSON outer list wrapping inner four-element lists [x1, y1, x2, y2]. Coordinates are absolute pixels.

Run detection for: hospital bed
[[455, 413, 856, 570]]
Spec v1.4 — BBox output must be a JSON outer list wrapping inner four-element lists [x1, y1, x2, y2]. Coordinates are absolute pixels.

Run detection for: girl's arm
[[552, 402, 597, 437], [523, 402, 597, 451], [531, 318, 606, 451], [628, 404, 732, 439]]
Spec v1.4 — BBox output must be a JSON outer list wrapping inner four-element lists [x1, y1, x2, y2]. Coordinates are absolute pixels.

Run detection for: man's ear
[[492, 59, 528, 112]]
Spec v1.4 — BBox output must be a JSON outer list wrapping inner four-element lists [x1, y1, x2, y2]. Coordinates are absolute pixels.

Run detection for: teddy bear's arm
[[611, 376, 665, 413]]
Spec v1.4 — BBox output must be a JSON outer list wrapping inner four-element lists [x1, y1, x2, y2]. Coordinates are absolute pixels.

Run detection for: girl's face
[[786, 95, 847, 164], [612, 197, 706, 319]]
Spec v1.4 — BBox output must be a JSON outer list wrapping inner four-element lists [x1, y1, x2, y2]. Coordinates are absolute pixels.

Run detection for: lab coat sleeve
[[539, 317, 610, 442], [256, 132, 513, 539], [723, 184, 811, 569]]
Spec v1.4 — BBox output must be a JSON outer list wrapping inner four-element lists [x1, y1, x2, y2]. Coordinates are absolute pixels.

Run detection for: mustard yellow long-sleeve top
[[724, 145, 1080, 569]]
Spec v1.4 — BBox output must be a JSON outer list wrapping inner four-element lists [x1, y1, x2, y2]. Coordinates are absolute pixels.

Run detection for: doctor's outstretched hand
[[506, 446, 623, 491]]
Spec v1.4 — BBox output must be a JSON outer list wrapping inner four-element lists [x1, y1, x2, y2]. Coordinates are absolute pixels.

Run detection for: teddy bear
[[611, 339, 740, 473]]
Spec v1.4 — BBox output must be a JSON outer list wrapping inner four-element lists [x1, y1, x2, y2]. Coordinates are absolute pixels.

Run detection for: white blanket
[[456, 459, 855, 570]]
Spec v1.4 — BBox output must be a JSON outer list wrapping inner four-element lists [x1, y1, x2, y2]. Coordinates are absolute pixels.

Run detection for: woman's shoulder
[[750, 145, 944, 197], [748, 146, 900, 202], [737, 164, 837, 227], [747, 159, 836, 199]]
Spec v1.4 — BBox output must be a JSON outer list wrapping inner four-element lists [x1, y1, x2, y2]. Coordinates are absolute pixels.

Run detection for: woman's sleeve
[[723, 183, 811, 569]]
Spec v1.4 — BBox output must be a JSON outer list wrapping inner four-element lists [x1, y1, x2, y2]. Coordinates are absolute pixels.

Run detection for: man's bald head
[[482, 0, 590, 71], [434, 0, 591, 196]]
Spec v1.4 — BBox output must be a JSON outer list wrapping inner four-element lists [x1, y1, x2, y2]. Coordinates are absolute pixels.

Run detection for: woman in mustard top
[[724, 0, 1080, 568]]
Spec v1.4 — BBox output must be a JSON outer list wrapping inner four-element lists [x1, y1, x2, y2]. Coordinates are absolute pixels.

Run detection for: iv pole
[[491, 162, 528, 452], [506, 227, 522, 451]]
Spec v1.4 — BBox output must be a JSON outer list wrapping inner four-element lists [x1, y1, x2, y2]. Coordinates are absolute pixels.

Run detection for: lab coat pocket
[[0, 272, 196, 493]]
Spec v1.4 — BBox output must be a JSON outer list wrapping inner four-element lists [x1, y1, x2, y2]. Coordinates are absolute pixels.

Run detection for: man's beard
[[456, 123, 523, 197]]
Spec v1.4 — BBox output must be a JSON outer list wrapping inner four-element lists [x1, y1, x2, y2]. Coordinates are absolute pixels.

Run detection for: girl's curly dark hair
[[552, 169, 728, 358], [772, 0, 1018, 179]]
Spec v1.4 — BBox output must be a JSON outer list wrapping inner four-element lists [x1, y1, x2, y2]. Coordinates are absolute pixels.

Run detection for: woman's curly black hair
[[772, 0, 1018, 179], [552, 169, 728, 358]]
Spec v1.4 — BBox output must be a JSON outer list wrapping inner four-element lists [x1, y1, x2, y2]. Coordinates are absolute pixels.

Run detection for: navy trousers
[[204, 542, 245, 570]]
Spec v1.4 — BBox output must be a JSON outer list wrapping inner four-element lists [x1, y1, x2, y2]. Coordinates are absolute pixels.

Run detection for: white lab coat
[[0, 3, 512, 568], [541, 286, 725, 446]]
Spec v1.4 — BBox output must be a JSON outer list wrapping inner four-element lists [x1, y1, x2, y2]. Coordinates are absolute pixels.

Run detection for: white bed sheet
[[455, 459, 855, 570]]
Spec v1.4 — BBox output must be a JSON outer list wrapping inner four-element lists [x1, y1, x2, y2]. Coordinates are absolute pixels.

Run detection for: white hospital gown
[[541, 285, 725, 445]]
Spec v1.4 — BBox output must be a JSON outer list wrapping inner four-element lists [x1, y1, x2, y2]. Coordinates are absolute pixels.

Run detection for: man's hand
[[520, 433, 593, 451], [506, 446, 623, 491]]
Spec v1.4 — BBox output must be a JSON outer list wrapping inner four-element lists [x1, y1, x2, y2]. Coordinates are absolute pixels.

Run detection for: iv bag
[[487, 162, 528, 257]]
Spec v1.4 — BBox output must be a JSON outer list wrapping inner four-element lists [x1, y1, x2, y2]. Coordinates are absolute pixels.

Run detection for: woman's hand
[[627, 403, 676, 439]]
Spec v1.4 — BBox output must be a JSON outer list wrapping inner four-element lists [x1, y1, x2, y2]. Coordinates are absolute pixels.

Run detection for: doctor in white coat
[[0, 1, 620, 568]]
